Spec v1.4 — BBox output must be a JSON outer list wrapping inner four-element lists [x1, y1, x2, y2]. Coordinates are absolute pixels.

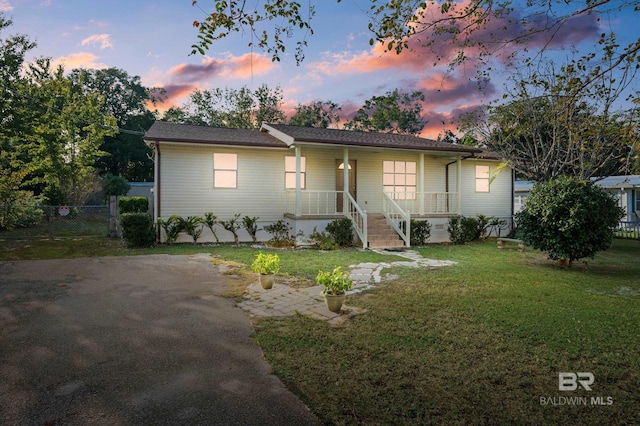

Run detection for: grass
[[2, 236, 638, 424], [251, 239, 640, 425]]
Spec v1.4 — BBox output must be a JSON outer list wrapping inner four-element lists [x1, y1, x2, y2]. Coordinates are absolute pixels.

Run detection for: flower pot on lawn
[[324, 293, 346, 312], [259, 273, 275, 289], [251, 252, 280, 290], [317, 266, 354, 314]]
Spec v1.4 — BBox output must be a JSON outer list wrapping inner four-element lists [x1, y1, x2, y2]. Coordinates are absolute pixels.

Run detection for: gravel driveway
[[0, 254, 316, 425]]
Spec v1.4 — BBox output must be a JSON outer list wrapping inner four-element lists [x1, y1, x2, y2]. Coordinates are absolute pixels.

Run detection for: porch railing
[[382, 191, 410, 247], [285, 190, 339, 216], [344, 192, 368, 249], [389, 191, 458, 214]]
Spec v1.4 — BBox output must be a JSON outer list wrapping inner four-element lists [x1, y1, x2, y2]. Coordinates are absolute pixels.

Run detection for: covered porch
[[282, 146, 464, 249]]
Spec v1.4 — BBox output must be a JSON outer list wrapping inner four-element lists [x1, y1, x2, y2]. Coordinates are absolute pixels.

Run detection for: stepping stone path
[[237, 250, 456, 325]]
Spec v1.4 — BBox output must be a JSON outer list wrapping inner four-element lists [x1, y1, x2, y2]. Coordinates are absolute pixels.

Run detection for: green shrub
[[202, 212, 220, 243], [448, 215, 482, 244], [158, 215, 183, 245], [121, 212, 155, 248], [118, 196, 148, 214], [0, 192, 43, 230], [102, 174, 130, 198], [242, 216, 260, 243], [410, 219, 431, 246], [326, 218, 353, 247], [220, 213, 242, 244], [264, 219, 296, 247], [516, 176, 624, 262], [308, 227, 340, 250], [181, 216, 203, 245]]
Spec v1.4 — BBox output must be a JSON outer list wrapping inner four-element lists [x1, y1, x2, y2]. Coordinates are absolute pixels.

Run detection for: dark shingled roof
[[144, 121, 485, 155], [264, 124, 483, 154], [144, 121, 287, 148]]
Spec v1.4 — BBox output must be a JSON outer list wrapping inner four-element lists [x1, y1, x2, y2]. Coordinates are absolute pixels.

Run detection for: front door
[[336, 160, 357, 213]]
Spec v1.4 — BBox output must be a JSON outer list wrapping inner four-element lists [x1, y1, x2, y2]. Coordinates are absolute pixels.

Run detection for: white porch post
[[343, 149, 349, 212], [418, 153, 425, 215], [456, 156, 462, 214], [295, 145, 302, 217]]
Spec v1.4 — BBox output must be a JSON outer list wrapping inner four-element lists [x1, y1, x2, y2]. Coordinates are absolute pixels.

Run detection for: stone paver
[[237, 249, 456, 325]]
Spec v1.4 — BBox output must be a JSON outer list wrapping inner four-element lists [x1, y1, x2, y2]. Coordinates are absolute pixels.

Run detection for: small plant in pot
[[316, 266, 354, 313], [251, 252, 280, 289]]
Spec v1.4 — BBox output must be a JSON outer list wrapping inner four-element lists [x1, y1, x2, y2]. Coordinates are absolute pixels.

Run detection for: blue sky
[[3, 0, 637, 138]]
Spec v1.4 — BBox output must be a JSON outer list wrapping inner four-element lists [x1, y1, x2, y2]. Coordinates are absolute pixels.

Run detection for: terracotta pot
[[324, 293, 345, 313], [558, 258, 571, 266], [259, 273, 275, 289]]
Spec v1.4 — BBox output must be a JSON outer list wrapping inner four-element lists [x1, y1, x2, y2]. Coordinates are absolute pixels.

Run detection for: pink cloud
[[0, 0, 13, 12], [311, 1, 600, 77], [81, 34, 113, 50], [168, 53, 273, 83], [51, 52, 107, 70], [151, 83, 197, 112]]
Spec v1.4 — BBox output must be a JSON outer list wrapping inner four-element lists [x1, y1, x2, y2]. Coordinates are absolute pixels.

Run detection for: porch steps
[[367, 214, 405, 249]]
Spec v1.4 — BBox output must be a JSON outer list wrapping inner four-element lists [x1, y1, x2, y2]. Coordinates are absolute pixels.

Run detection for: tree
[[171, 84, 285, 129], [69, 68, 160, 182], [11, 59, 117, 205], [516, 176, 624, 264], [289, 100, 341, 128], [1, 14, 117, 205], [345, 89, 426, 135], [189, 2, 639, 104], [0, 14, 36, 177], [462, 62, 639, 181]]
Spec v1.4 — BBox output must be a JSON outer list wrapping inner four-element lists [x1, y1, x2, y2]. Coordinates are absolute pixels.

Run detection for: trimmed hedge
[[121, 212, 155, 248], [119, 196, 148, 214]]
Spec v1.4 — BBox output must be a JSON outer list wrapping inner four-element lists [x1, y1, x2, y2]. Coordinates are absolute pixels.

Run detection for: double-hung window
[[285, 156, 306, 189], [213, 153, 237, 188], [475, 165, 490, 192]]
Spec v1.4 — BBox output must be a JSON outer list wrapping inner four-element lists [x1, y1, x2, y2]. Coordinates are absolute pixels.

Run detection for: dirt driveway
[[0, 254, 316, 425]]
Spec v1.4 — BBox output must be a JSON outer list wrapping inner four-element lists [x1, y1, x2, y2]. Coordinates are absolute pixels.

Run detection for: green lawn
[[252, 240, 640, 425], [2, 237, 638, 424]]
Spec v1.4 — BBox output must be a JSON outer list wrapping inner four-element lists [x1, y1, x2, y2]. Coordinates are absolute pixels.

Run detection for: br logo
[[558, 372, 594, 391]]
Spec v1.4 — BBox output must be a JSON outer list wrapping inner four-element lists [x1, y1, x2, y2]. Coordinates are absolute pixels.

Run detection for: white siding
[[459, 160, 512, 218], [160, 144, 292, 221], [157, 143, 513, 243]]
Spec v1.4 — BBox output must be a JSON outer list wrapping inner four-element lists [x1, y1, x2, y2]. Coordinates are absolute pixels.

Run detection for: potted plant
[[251, 252, 280, 289], [316, 266, 354, 313]]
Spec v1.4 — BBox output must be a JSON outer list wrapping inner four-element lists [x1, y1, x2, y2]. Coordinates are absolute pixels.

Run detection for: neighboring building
[[144, 121, 515, 247], [514, 176, 640, 222]]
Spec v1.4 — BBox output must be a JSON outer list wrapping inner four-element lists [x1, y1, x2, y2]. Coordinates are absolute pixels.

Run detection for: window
[[285, 156, 306, 189], [383, 160, 416, 199], [213, 153, 237, 188], [475, 165, 490, 192]]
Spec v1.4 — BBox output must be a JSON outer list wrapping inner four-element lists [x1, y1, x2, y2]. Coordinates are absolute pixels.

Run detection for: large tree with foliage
[[1, 15, 117, 205], [461, 62, 639, 181], [289, 100, 341, 128], [164, 84, 285, 129], [345, 89, 426, 135], [15, 60, 118, 205], [69, 68, 160, 182]]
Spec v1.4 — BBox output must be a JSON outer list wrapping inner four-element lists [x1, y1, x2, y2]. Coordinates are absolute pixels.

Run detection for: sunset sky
[[3, 0, 637, 138]]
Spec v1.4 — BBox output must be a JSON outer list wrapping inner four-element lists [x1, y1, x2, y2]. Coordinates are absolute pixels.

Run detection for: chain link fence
[[0, 205, 112, 239]]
